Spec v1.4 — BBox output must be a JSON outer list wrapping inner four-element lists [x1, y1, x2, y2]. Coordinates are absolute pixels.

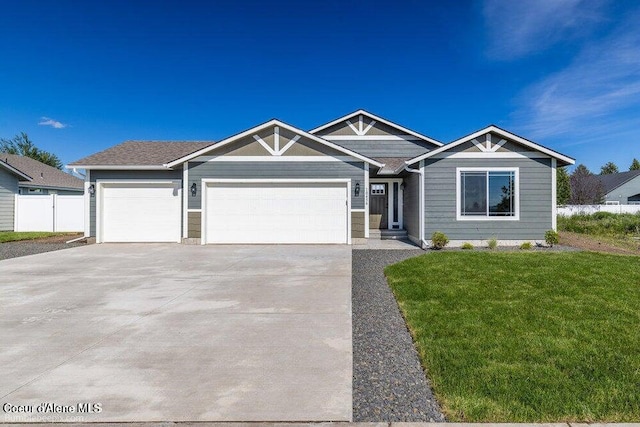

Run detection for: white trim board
[[165, 119, 383, 168], [68, 165, 172, 170], [309, 109, 443, 146], [551, 158, 557, 231], [455, 167, 520, 222], [192, 155, 362, 163], [322, 135, 425, 141]]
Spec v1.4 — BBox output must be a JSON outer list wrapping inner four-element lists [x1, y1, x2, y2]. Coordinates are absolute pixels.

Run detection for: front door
[[369, 183, 388, 229]]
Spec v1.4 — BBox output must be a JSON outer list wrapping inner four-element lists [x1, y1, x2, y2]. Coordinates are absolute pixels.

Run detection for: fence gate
[[14, 194, 84, 232]]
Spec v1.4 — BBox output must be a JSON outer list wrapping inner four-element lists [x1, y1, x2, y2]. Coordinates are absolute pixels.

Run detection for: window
[[371, 184, 385, 195], [457, 168, 518, 220]]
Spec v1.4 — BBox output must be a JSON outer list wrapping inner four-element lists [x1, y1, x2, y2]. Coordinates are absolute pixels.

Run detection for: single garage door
[[205, 181, 349, 244], [100, 182, 181, 243]]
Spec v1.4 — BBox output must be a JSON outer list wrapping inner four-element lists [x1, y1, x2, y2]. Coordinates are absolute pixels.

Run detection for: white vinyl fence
[[14, 194, 84, 232], [558, 204, 640, 216]]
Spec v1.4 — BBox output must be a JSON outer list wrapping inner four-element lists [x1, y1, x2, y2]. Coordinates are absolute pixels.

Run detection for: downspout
[[404, 164, 428, 249]]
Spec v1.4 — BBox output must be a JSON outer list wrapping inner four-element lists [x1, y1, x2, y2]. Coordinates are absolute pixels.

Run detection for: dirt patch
[[560, 231, 640, 256], [31, 233, 84, 244]]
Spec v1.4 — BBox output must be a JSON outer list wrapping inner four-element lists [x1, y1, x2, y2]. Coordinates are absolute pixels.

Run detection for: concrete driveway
[[0, 244, 352, 422]]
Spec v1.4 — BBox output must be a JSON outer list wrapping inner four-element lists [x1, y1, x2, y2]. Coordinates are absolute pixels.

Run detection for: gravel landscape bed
[[0, 240, 87, 261], [352, 249, 445, 422]]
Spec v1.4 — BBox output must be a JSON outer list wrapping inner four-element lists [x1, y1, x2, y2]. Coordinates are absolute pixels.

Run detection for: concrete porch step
[[369, 229, 409, 240]]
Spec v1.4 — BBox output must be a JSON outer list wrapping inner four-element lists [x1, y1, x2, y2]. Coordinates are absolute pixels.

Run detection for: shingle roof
[[0, 153, 84, 190], [373, 157, 410, 175], [68, 141, 216, 167], [597, 170, 640, 194]]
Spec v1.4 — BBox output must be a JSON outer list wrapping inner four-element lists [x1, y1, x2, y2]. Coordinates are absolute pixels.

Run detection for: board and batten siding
[[423, 157, 553, 240], [0, 168, 19, 231], [88, 169, 183, 237], [328, 140, 431, 158], [187, 161, 366, 210]]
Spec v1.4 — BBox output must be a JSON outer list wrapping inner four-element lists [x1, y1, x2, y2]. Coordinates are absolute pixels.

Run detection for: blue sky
[[1, 0, 638, 172]]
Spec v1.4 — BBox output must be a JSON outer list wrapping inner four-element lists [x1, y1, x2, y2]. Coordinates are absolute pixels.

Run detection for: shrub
[[431, 231, 449, 250], [545, 230, 560, 247], [520, 241, 532, 250], [461, 242, 474, 250], [487, 238, 497, 250]]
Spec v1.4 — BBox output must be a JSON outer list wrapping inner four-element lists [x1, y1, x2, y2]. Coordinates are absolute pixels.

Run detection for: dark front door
[[369, 183, 388, 229]]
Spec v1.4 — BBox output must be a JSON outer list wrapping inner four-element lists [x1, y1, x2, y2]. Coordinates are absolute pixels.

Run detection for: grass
[[559, 212, 640, 237], [0, 231, 74, 243], [385, 251, 640, 422]]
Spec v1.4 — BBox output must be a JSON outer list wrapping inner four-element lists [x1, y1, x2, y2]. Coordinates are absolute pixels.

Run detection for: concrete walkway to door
[[0, 244, 352, 423]]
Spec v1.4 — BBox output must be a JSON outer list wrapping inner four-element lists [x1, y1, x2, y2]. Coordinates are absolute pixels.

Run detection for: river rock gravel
[[352, 249, 445, 422]]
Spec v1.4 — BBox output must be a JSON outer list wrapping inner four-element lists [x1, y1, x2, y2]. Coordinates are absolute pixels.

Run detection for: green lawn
[[385, 251, 640, 422], [0, 231, 74, 243]]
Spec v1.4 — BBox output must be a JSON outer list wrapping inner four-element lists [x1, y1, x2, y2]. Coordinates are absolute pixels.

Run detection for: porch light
[[190, 183, 197, 197], [88, 184, 95, 196], [354, 182, 360, 197]]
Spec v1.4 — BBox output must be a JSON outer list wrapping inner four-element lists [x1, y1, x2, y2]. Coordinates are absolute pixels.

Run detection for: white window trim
[[200, 178, 352, 245], [456, 167, 520, 221]]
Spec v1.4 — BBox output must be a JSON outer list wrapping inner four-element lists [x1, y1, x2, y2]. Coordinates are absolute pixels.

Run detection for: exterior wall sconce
[[190, 183, 197, 197], [88, 184, 95, 196], [354, 182, 360, 197]]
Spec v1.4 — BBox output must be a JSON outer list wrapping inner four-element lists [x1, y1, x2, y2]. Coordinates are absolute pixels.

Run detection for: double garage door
[[99, 181, 349, 244]]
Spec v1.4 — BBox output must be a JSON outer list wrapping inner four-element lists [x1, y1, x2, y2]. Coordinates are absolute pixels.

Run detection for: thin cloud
[[38, 117, 67, 129], [483, 0, 607, 60], [512, 10, 640, 143]]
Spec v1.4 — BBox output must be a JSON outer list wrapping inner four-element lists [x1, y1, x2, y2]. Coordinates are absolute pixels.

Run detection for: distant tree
[[556, 166, 570, 205], [570, 164, 604, 204], [600, 161, 619, 175], [0, 132, 63, 169], [630, 158, 640, 171]]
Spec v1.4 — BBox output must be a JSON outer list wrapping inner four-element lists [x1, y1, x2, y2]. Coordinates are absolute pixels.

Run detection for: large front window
[[458, 169, 518, 219]]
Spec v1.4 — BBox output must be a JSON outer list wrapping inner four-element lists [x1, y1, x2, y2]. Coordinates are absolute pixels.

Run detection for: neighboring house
[[0, 154, 84, 231], [68, 110, 574, 246], [595, 171, 640, 205]]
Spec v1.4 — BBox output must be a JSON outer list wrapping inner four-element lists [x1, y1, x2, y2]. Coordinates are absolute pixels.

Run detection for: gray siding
[[605, 176, 640, 204], [330, 140, 431, 158], [403, 171, 421, 241], [423, 158, 553, 240], [89, 169, 183, 237], [188, 161, 365, 209], [0, 168, 18, 231]]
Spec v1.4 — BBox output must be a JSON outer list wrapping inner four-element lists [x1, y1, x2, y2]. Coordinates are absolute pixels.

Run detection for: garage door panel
[[101, 183, 181, 243], [205, 183, 348, 244]]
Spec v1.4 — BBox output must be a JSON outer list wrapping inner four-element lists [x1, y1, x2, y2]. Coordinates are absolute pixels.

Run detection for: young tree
[[570, 164, 604, 204], [630, 158, 640, 171], [600, 161, 619, 175], [0, 132, 63, 169], [556, 166, 570, 205]]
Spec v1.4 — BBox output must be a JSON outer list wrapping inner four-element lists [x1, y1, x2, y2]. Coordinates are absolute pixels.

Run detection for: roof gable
[[597, 170, 640, 194], [309, 109, 443, 147], [406, 125, 575, 166], [165, 119, 383, 167], [1, 153, 83, 189]]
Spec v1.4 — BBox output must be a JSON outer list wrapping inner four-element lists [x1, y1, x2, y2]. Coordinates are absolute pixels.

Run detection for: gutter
[[404, 164, 429, 249]]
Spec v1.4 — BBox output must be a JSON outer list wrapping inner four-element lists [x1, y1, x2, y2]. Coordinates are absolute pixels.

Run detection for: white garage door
[[100, 182, 181, 243], [205, 182, 349, 244]]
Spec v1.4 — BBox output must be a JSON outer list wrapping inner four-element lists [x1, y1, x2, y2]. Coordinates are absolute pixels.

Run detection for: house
[[595, 171, 640, 205], [68, 110, 574, 246], [0, 154, 84, 231]]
